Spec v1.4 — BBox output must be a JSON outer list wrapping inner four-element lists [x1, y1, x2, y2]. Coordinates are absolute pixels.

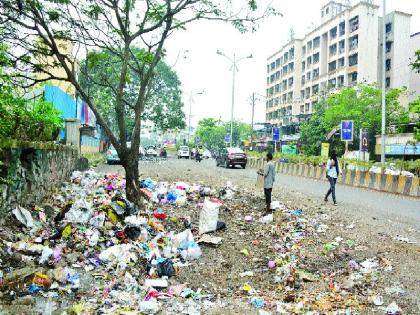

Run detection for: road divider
[[248, 158, 419, 197]]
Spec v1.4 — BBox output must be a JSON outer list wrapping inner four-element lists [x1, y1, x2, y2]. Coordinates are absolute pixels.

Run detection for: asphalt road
[[97, 156, 420, 233]]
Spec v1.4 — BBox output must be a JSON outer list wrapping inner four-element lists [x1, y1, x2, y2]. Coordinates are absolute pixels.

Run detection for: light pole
[[380, 0, 387, 164], [217, 50, 252, 147], [187, 90, 204, 144], [249, 92, 266, 132]]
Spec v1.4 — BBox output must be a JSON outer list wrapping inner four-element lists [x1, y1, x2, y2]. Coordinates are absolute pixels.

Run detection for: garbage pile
[[0, 170, 413, 314], [1, 171, 231, 314]]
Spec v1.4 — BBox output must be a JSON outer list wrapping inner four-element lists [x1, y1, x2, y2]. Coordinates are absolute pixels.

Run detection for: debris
[[12, 206, 34, 228], [197, 234, 223, 246], [199, 198, 222, 234]]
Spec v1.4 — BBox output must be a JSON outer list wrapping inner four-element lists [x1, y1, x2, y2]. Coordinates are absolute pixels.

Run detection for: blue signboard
[[385, 144, 419, 155], [341, 120, 353, 141], [272, 128, 280, 141], [224, 133, 231, 142]]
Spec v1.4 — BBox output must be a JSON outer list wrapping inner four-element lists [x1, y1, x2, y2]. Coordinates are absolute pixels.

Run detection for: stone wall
[[248, 158, 420, 197], [0, 140, 79, 217]]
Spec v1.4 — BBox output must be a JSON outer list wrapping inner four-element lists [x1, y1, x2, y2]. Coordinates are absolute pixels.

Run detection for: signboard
[[281, 144, 297, 155], [341, 120, 353, 141], [272, 128, 280, 141], [321, 143, 330, 158], [361, 128, 369, 152], [224, 133, 231, 143], [385, 144, 419, 155]]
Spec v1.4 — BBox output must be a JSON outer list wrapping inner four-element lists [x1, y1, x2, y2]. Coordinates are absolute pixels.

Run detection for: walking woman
[[324, 150, 340, 205]]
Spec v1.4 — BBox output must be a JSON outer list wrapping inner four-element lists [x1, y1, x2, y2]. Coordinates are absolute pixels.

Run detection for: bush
[[0, 85, 63, 141]]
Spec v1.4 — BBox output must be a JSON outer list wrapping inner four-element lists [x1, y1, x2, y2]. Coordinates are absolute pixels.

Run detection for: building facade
[[266, 1, 418, 135]]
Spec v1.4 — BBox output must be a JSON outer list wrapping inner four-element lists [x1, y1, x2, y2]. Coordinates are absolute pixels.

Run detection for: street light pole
[[230, 53, 236, 148], [187, 91, 204, 144], [381, 0, 386, 164], [217, 50, 252, 147]]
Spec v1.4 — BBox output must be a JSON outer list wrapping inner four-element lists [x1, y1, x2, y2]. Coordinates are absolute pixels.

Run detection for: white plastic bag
[[12, 206, 34, 228], [199, 198, 222, 234]]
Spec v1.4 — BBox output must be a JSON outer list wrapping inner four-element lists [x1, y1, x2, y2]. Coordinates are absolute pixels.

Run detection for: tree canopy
[[195, 118, 252, 151], [300, 84, 409, 156], [79, 48, 186, 136]]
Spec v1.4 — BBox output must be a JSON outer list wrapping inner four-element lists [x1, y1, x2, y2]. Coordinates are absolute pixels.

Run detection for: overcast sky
[[165, 0, 420, 129]]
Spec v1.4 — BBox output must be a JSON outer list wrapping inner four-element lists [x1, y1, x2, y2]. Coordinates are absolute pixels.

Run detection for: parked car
[[203, 150, 212, 159], [177, 145, 190, 159], [216, 147, 247, 169], [146, 147, 158, 157], [107, 143, 146, 164], [106, 145, 120, 164]]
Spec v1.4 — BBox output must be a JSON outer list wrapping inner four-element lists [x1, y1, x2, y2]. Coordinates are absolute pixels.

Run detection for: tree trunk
[[123, 153, 143, 206]]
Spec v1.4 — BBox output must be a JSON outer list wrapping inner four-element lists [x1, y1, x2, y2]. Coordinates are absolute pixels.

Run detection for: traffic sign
[[361, 128, 369, 152], [272, 128, 280, 141], [341, 120, 353, 141], [224, 133, 230, 143]]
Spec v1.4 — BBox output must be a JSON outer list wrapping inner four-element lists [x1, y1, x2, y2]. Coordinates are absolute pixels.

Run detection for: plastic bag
[[199, 198, 222, 234], [12, 206, 34, 228]]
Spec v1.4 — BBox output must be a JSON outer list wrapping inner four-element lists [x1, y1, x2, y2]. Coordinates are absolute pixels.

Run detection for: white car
[[177, 146, 190, 159], [146, 147, 158, 157], [203, 150, 212, 159]]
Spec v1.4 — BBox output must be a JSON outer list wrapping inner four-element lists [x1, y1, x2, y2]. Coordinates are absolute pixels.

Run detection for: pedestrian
[[324, 149, 340, 205], [257, 152, 275, 213]]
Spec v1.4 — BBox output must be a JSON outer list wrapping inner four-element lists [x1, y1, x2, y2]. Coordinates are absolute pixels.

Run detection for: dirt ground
[[0, 158, 419, 314]]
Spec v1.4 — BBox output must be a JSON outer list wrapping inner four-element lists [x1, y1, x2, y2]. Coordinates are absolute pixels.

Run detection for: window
[[306, 71, 311, 80], [339, 21, 345, 36], [326, 7, 329, 14], [276, 58, 281, 68], [349, 16, 359, 33], [275, 71, 280, 80], [289, 62, 294, 72], [339, 40, 345, 54], [338, 57, 345, 68], [386, 77, 390, 88], [305, 103, 310, 113], [313, 52, 320, 64], [328, 78, 336, 89], [300, 104, 305, 113], [302, 61, 306, 71], [271, 62, 276, 70], [305, 87, 310, 99], [328, 60, 337, 72], [280, 56, 283, 64], [385, 22, 392, 33], [302, 45, 306, 56], [301, 75, 305, 85], [275, 84, 280, 93], [313, 68, 319, 79], [337, 75, 344, 87], [349, 35, 358, 51], [288, 77, 294, 87], [269, 87, 274, 95], [290, 47, 295, 60], [307, 56, 312, 65], [313, 36, 320, 48], [312, 84, 319, 95], [330, 26, 337, 39], [386, 41, 392, 53], [349, 53, 358, 66], [349, 71, 358, 83], [300, 90, 305, 99], [288, 92, 293, 102], [283, 65, 288, 75], [329, 43, 337, 56], [307, 41, 312, 50], [270, 74, 275, 83], [284, 52, 289, 63], [386, 59, 391, 71], [282, 80, 287, 90], [266, 77, 269, 84], [267, 65, 270, 73]]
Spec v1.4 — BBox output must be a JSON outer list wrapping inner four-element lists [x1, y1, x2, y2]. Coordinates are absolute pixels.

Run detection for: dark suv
[[216, 147, 247, 169]]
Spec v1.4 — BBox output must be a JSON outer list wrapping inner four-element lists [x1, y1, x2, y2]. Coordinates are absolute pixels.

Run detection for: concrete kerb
[[247, 158, 419, 197]]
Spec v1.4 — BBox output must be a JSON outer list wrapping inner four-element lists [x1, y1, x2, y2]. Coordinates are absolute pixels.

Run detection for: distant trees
[[300, 84, 409, 156]]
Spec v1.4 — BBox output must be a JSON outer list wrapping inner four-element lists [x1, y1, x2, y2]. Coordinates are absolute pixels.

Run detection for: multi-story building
[[266, 0, 419, 136]]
